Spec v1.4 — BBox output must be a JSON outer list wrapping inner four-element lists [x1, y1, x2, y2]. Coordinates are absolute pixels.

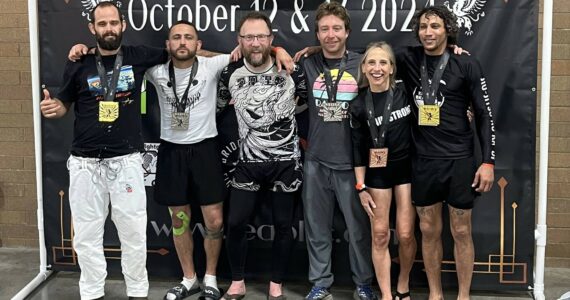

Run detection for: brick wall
[[539, 0, 570, 267], [0, 0, 568, 265], [0, 0, 37, 248]]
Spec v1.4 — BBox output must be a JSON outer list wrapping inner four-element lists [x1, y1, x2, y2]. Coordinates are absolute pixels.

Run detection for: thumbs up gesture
[[40, 89, 65, 118]]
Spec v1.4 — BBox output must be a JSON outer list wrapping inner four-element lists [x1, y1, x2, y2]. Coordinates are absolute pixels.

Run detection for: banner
[[39, 0, 536, 290]]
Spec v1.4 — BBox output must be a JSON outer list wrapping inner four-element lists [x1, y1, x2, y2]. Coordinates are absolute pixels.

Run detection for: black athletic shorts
[[365, 157, 411, 189], [154, 138, 227, 206], [411, 156, 479, 209], [231, 159, 303, 193]]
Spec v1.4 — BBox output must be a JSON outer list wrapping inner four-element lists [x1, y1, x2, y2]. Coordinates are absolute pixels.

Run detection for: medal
[[369, 148, 388, 168], [168, 59, 199, 130], [98, 101, 119, 122], [171, 112, 190, 130], [321, 102, 343, 122], [418, 104, 440, 126], [95, 48, 123, 123], [419, 51, 450, 127]]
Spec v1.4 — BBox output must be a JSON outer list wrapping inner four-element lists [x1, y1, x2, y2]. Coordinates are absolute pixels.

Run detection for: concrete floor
[[1, 248, 569, 300]]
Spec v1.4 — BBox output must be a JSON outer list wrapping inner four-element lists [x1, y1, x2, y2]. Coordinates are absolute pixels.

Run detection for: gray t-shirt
[[302, 51, 362, 170]]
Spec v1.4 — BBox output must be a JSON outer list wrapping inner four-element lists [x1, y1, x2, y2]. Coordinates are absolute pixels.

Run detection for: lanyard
[[168, 59, 199, 112], [95, 48, 123, 102], [420, 50, 450, 105], [321, 52, 348, 103], [365, 88, 394, 148]]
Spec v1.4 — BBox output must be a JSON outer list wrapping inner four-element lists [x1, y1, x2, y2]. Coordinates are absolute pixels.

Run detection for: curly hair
[[314, 1, 351, 33], [411, 5, 458, 45]]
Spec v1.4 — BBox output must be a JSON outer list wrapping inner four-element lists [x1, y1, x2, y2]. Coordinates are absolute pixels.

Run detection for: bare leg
[[394, 183, 416, 299], [449, 206, 473, 300], [169, 205, 195, 279], [417, 203, 443, 300], [201, 203, 224, 276], [368, 188, 393, 300]]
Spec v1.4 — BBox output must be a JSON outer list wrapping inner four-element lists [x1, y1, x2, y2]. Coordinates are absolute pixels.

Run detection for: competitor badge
[[321, 102, 343, 122], [418, 105, 440, 126], [98, 101, 119, 122], [369, 148, 388, 168], [171, 112, 190, 130]]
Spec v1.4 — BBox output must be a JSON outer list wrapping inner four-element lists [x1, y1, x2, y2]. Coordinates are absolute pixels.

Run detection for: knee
[[170, 210, 190, 236], [397, 229, 415, 246], [419, 220, 441, 240], [451, 223, 472, 242], [372, 228, 390, 250], [206, 217, 223, 233]]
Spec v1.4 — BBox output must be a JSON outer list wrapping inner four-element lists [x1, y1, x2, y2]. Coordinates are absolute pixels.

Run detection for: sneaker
[[164, 281, 202, 300], [353, 285, 377, 300], [305, 286, 333, 300]]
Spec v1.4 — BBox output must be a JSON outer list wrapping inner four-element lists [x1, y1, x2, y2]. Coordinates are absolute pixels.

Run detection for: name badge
[[320, 102, 343, 122], [99, 101, 119, 123], [369, 148, 388, 168], [418, 104, 440, 126], [171, 112, 190, 130]]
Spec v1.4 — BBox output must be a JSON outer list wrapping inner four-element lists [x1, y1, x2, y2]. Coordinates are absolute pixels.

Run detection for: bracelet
[[482, 163, 495, 169], [355, 183, 367, 193], [271, 46, 284, 54]]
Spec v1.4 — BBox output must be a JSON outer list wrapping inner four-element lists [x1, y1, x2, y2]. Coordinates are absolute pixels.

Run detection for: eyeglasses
[[239, 34, 272, 43]]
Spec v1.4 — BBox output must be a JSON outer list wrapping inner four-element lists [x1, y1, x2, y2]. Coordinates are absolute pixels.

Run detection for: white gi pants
[[67, 153, 148, 299]]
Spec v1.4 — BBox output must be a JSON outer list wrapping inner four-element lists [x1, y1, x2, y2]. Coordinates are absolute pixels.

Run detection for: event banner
[[39, 0, 536, 290]]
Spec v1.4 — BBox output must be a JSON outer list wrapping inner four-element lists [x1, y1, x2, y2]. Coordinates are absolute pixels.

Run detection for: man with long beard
[[39, 2, 168, 299], [217, 12, 307, 300]]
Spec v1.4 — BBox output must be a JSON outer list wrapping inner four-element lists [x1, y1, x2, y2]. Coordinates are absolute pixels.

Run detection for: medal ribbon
[[365, 88, 394, 148], [95, 48, 123, 102], [420, 50, 450, 105], [168, 58, 199, 112], [322, 52, 348, 103]]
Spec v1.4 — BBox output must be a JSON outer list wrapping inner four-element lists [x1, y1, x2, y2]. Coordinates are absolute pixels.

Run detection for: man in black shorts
[[395, 6, 496, 300], [217, 12, 307, 300], [146, 21, 229, 300]]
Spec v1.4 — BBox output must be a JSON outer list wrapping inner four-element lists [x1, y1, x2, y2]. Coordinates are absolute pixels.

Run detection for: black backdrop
[[39, 0, 536, 290]]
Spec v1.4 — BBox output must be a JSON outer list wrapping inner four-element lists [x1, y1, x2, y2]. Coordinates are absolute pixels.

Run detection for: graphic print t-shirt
[[217, 59, 307, 163], [396, 46, 495, 164], [145, 55, 229, 144], [58, 45, 168, 158], [302, 51, 361, 170]]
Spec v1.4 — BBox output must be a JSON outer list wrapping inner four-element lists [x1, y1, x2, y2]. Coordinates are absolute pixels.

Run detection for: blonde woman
[[350, 42, 416, 300]]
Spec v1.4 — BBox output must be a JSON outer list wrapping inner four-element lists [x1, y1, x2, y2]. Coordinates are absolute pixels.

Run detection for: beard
[[96, 31, 123, 51], [243, 45, 271, 67], [169, 46, 197, 61]]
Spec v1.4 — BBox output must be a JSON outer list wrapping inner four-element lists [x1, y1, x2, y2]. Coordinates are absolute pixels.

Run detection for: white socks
[[181, 274, 197, 290], [203, 274, 218, 290]]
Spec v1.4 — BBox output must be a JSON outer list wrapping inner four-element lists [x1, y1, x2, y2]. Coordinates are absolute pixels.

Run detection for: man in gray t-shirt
[[299, 3, 375, 300]]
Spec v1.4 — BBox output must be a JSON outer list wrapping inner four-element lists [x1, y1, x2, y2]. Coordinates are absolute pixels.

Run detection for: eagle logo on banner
[[444, 0, 487, 35], [79, 0, 123, 21]]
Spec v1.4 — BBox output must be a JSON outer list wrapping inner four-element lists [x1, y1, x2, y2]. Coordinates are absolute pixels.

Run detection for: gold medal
[[369, 148, 388, 168], [418, 104, 440, 126], [98, 101, 119, 122], [171, 112, 190, 130], [320, 102, 343, 122]]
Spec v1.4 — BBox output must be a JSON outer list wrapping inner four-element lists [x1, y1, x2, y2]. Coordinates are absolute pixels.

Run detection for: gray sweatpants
[[302, 158, 374, 288]]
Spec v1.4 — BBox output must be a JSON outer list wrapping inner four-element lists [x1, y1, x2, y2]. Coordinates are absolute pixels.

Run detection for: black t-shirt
[[302, 51, 362, 170], [58, 45, 168, 158], [350, 83, 411, 166], [396, 46, 496, 164]]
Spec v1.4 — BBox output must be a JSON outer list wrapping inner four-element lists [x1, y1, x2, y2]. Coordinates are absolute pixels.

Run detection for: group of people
[[40, 1, 495, 300]]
